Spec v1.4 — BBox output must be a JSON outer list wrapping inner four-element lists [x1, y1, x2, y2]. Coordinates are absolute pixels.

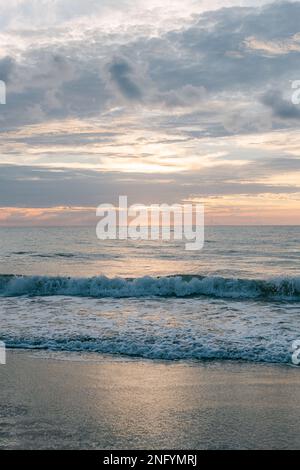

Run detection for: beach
[[1, 0, 300, 454], [0, 350, 299, 450], [1, 228, 300, 450]]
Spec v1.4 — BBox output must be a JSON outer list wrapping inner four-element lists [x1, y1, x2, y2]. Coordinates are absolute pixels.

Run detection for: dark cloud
[[0, 56, 15, 83], [1, 1, 300, 133], [108, 57, 142, 101], [0, 161, 299, 208], [145, 2, 300, 95]]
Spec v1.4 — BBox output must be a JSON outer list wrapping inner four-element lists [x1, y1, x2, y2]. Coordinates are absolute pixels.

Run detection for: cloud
[[108, 57, 143, 101], [244, 34, 300, 56], [0, 1, 300, 132], [0, 56, 15, 82], [1, 155, 299, 208], [0, 1, 300, 224]]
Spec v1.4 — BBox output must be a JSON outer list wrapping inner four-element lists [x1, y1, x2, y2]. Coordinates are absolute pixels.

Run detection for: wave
[[2, 336, 292, 364], [1, 274, 300, 300], [10, 251, 121, 260]]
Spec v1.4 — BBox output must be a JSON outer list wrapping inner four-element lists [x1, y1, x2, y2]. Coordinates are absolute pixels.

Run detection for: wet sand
[[0, 350, 300, 449]]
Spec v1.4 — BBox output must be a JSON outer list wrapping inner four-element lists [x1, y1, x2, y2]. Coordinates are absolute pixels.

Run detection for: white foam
[[1, 274, 300, 300], [1, 295, 299, 364]]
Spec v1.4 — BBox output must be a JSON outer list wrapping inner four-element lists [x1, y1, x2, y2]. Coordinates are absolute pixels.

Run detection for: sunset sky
[[0, 0, 300, 225]]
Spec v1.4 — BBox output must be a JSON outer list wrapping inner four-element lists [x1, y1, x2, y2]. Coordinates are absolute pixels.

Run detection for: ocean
[[0, 226, 299, 364]]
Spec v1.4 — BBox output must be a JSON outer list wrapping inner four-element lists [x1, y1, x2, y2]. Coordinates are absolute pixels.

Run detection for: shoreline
[[2, 347, 298, 367], [1, 350, 300, 449]]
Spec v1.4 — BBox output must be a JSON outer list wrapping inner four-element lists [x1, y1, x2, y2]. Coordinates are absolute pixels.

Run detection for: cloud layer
[[0, 0, 300, 224]]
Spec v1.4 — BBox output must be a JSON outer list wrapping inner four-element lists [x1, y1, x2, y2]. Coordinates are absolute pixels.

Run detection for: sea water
[[0, 226, 299, 364]]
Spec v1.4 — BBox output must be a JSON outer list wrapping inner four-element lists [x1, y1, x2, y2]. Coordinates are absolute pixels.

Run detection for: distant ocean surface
[[0, 226, 300, 364]]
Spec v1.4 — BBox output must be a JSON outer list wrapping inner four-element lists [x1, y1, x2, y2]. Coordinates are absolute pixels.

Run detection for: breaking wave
[[1, 274, 300, 300]]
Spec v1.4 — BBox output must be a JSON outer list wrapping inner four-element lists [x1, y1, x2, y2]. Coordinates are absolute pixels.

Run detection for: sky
[[0, 0, 300, 225]]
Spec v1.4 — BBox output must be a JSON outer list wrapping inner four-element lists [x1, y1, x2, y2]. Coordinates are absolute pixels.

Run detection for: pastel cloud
[[0, 0, 299, 225]]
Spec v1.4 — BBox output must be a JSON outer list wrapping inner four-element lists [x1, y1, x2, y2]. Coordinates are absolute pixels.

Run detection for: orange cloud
[[1, 193, 300, 227]]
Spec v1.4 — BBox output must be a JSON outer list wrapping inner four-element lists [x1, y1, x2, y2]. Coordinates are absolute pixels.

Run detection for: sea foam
[[0, 274, 300, 300]]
